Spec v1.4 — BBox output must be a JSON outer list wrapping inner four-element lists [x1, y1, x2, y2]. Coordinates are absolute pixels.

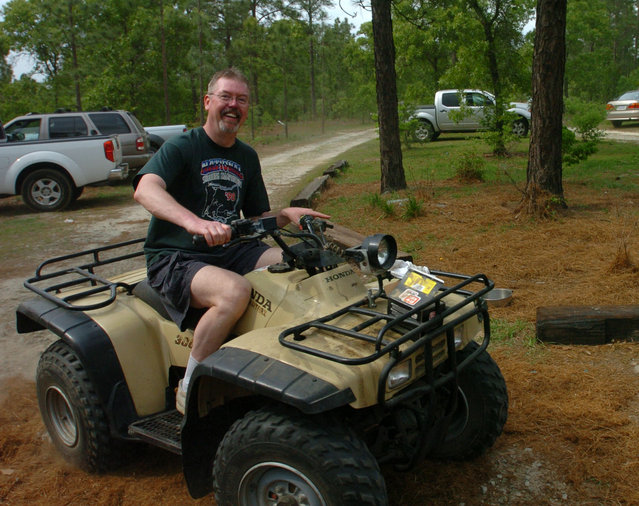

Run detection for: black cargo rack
[[23, 238, 146, 311], [279, 271, 494, 403]]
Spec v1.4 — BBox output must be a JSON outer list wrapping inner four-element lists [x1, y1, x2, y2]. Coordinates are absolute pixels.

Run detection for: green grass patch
[[491, 318, 538, 349]]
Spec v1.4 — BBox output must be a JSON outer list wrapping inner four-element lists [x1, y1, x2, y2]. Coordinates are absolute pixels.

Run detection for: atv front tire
[[36, 340, 124, 472], [431, 341, 508, 460], [213, 405, 388, 506]]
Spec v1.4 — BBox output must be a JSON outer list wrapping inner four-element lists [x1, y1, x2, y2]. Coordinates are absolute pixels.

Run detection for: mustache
[[222, 106, 240, 116]]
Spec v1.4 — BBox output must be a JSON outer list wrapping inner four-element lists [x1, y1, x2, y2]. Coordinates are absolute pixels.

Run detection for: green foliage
[[0, 0, 376, 128], [565, 0, 638, 101], [0, 0, 637, 132], [397, 101, 420, 147], [401, 195, 423, 220], [453, 151, 486, 181], [491, 319, 537, 348], [562, 98, 605, 166], [367, 193, 395, 217]]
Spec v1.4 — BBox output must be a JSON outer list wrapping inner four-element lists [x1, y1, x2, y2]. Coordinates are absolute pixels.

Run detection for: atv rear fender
[[16, 297, 138, 439]]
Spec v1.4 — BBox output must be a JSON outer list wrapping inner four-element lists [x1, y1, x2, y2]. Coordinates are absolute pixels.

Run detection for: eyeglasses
[[208, 92, 249, 106]]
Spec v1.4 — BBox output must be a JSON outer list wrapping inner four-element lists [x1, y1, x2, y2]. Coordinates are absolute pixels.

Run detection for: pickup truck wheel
[[36, 340, 124, 472], [213, 405, 388, 506], [430, 342, 508, 461], [70, 186, 84, 203], [511, 118, 529, 137], [412, 120, 436, 142], [22, 168, 73, 212]]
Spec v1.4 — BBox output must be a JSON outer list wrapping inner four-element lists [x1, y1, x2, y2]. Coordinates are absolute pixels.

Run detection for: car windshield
[[616, 91, 639, 101]]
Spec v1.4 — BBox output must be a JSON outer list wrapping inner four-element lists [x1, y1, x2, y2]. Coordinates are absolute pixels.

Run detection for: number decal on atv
[[174, 334, 193, 349]]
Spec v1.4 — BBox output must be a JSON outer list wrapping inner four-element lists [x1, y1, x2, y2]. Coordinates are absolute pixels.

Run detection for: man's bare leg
[[189, 265, 252, 361], [255, 247, 282, 269]]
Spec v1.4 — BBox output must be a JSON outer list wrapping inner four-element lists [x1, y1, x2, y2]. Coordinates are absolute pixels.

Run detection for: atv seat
[[132, 278, 172, 320], [132, 278, 205, 330]]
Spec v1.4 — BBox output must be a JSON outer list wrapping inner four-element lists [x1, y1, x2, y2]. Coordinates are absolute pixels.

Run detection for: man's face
[[205, 77, 250, 135]]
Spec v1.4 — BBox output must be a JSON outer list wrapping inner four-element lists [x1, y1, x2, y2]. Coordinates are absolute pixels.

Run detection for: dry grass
[[318, 177, 639, 503]]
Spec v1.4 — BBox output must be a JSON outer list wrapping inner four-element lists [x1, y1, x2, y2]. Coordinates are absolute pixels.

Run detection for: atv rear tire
[[431, 341, 508, 460], [36, 340, 124, 472], [213, 405, 388, 506]]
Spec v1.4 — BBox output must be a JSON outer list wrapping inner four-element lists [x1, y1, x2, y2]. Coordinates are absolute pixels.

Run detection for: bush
[[453, 152, 486, 181], [563, 98, 605, 166]]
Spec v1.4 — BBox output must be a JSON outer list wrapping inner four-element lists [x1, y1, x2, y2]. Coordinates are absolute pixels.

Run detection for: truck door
[[464, 92, 493, 130], [437, 92, 461, 131], [438, 91, 493, 131]]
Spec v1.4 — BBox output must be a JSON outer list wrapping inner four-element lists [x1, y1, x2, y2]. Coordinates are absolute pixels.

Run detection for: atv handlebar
[[192, 216, 341, 274], [192, 215, 331, 249], [192, 216, 279, 249]]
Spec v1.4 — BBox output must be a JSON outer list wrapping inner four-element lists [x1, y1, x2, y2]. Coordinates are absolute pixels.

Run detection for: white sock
[[183, 356, 200, 391]]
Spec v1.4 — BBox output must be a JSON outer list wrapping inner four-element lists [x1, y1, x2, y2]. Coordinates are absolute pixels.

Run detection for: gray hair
[[207, 67, 250, 94]]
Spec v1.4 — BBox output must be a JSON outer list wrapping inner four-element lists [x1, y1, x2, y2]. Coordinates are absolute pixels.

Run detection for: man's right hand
[[188, 218, 232, 247]]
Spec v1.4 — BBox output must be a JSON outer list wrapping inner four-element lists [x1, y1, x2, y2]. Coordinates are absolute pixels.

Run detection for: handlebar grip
[[192, 234, 207, 248]]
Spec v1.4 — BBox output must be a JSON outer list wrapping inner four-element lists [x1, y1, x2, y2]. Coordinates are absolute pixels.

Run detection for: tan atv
[[17, 216, 508, 506]]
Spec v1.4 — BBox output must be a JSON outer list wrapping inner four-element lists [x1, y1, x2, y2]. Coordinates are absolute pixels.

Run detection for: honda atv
[[16, 215, 508, 506]]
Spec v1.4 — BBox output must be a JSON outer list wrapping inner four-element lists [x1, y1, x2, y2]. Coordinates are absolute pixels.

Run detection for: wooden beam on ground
[[323, 160, 348, 177], [324, 223, 412, 261], [536, 305, 639, 345], [289, 175, 330, 208]]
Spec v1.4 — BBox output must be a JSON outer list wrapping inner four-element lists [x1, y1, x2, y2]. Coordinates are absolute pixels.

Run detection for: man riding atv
[[133, 67, 328, 413], [18, 69, 508, 506]]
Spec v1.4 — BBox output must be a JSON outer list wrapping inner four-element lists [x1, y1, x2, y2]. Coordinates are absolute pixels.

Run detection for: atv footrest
[[128, 410, 183, 455]]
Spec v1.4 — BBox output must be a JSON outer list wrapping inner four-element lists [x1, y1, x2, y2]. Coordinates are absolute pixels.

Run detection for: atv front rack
[[279, 271, 494, 404], [23, 238, 145, 311]]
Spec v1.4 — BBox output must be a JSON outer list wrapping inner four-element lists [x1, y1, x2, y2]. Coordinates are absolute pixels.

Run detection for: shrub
[[453, 152, 486, 181]]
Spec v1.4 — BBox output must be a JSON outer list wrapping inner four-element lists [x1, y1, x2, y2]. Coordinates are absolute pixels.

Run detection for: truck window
[[126, 112, 146, 132], [441, 93, 460, 107], [466, 93, 492, 107], [89, 113, 131, 135], [5, 118, 41, 141], [49, 116, 88, 138]]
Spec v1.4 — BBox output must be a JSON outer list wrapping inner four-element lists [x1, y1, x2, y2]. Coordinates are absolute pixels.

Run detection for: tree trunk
[[160, 0, 170, 123], [67, 1, 82, 111], [371, 0, 406, 193], [525, 0, 567, 211]]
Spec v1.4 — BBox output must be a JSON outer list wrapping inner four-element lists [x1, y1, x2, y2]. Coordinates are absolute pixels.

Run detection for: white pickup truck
[[144, 124, 188, 151], [0, 126, 128, 212], [411, 89, 531, 142]]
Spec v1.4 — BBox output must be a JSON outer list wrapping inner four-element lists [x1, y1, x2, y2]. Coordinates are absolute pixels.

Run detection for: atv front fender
[[16, 297, 137, 439], [181, 346, 356, 498], [191, 346, 356, 415]]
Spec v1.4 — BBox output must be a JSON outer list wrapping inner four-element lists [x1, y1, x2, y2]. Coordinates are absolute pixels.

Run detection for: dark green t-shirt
[[134, 127, 270, 265]]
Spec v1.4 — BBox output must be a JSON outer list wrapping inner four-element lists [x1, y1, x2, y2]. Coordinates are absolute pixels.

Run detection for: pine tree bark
[[525, 0, 567, 210], [371, 0, 406, 193]]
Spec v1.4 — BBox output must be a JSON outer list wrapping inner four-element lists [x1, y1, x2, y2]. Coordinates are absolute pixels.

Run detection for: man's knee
[[191, 266, 251, 309]]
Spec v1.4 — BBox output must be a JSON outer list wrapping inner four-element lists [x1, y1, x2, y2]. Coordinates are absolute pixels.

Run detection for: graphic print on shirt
[[200, 158, 244, 222]]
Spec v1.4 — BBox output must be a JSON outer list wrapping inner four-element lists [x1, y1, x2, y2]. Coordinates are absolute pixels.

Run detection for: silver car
[[606, 90, 639, 127]]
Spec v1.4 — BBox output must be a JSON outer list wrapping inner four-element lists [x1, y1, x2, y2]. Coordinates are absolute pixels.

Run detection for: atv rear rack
[[279, 271, 494, 404], [23, 238, 145, 311]]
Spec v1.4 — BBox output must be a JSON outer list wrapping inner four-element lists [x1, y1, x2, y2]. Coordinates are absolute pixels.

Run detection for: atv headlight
[[387, 359, 412, 390], [345, 234, 398, 275]]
